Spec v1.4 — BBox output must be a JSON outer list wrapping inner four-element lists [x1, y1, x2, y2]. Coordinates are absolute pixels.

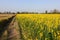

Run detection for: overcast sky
[[0, 0, 60, 12]]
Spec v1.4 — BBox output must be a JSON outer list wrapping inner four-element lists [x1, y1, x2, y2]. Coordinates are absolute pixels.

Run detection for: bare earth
[[0, 14, 16, 20], [0, 14, 20, 40]]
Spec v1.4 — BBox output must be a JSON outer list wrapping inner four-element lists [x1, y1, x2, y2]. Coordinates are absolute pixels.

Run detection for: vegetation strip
[[16, 14, 60, 40]]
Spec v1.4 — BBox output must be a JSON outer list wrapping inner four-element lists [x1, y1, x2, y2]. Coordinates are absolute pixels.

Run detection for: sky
[[0, 0, 60, 12]]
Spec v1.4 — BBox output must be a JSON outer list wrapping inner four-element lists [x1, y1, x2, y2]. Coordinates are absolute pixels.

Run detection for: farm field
[[0, 14, 15, 21], [0, 0, 60, 40], [16, 14, 60, 40], [0, 14, 60, 40]]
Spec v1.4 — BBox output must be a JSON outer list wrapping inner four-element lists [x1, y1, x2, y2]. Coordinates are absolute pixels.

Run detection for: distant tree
[[0, 12, 2, 14], [52, 9, 60, 14], [12, 12, 15, 14], [53, 9, 57, 13], [45, 10, 48, 14], [17, 12, 20, 14], [6, 12, 9, 14], [50, 9, 60, 14]]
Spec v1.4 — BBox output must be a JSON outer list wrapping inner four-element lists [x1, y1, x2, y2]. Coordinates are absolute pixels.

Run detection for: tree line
[[0, 9, 60, 14]]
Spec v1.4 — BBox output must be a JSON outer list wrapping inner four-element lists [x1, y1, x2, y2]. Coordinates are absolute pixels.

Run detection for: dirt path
[[0, 14, 20, 40], [7, 16, 20, 40], [0, 15, 16, 40]]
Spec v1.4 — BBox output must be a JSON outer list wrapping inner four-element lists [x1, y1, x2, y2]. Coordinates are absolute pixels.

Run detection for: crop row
[[16, 14, 60, 40]]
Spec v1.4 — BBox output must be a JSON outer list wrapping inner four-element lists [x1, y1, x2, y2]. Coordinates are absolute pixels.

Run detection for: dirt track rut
[[0, 15, 20, 40], [7, 16, 20, 40]]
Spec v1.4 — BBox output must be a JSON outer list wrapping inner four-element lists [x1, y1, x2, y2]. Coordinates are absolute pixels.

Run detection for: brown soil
[[0, 14, 16, 20]]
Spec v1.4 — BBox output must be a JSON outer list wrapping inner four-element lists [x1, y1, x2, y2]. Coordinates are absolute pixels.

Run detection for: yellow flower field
[[16, 14, 60, 40]]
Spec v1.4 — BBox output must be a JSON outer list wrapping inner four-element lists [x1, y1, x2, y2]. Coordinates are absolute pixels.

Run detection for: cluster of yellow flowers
[[16, 14, 60, 28], [16, 14, 60, 40]]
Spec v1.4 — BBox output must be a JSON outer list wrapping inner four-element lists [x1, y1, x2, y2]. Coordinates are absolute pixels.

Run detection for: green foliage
[[17, 15, 60, 40]]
